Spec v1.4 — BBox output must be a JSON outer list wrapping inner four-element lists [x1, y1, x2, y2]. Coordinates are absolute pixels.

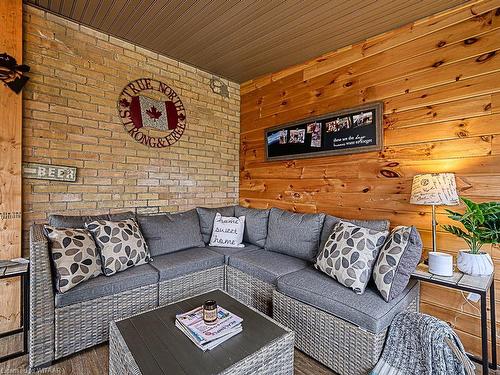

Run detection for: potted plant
[[442, 197, 499, 276]]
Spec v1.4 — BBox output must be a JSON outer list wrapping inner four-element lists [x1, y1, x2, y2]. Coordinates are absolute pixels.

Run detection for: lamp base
[[428, 252, 453, 277]]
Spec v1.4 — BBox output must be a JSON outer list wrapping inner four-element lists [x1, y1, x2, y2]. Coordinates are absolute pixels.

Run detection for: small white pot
[[456, 250, 494, 276]]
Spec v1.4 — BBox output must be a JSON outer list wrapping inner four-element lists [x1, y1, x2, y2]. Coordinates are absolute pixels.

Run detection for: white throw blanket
[[371, 312, 475, 375]]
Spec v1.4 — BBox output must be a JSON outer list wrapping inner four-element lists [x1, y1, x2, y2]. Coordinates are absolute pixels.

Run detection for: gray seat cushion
[[137, 209, 205, 257], [276, 267, 419, 333], [319, 214, 390, 256], [208, 243, 261, 263], [55, 263, 158, 308], [234, 206, 270, 247], [49, 211, 135, 229], [228, 249, 309, 285], [196, 206, 235, 243], [265, 208, 325, 261], [150, 247, 225, 282]]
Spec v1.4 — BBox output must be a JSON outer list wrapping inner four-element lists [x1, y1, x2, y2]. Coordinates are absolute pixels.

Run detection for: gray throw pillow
[[319, 214, 390, 257], [49, 211, 135, 229], [86, 219, 150, 276], [373, 226, 422, 302], [315, 220, 389, 294], [196, 206, 235, 243], [234, 206, 270, 247], [265, 208, 325, 261], [137, 209, 205, 256]]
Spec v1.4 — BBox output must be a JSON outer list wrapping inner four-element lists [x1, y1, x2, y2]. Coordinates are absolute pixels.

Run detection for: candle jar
[[203, 300, 218, 325]]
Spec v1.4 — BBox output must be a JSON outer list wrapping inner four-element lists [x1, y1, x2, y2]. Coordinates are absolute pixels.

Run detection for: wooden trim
[[0, 0, 23, 332]]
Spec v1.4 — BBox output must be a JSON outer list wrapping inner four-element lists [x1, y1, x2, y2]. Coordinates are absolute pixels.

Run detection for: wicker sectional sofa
[[29, 205, 419, 375]]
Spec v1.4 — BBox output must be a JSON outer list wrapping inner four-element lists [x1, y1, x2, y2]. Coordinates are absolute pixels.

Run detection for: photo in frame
[[265, 102, 383, 161]]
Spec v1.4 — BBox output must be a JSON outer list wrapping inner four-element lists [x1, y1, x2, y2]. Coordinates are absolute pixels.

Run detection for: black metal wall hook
[[0, 52, 30, 94]]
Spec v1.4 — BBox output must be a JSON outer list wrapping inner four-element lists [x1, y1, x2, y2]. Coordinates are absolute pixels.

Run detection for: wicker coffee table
[[109, 289, 294, 375]]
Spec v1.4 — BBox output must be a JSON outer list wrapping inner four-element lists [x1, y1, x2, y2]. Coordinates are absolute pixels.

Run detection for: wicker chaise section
[[158, 265, 225, 306], [29, 223, 158, 368], [54, 284, 157, 359], [273, 290, 419, 375], [226, 266, 275, 315], [29, 224, 55, 369]]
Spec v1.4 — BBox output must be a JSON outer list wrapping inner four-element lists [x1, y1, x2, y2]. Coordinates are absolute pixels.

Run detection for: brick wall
[[22, 5, 240, 250]]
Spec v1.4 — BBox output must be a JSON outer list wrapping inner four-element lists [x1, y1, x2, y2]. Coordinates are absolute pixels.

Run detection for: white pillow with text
[[209, 213, 245, 248]]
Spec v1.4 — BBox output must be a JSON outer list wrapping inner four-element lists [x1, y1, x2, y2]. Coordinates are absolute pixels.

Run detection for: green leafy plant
[[442, 197, 500, 254]]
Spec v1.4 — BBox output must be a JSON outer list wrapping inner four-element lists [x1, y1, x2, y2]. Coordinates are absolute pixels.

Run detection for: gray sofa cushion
[[137, 209, 205, 257], [208, 243, 261, 264], [277, 267, 419, 333], [150, 247, 225, 282], [228, 249, 309, 285], [234, 206, 270, 247], [319, 214, 390, 255], [49, 211, 135, 229], [196, 206, 235, 243], [265, 208, 325, 261], [55, 263, 158, 308]]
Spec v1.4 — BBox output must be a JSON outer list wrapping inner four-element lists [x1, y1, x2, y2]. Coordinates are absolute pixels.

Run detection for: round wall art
[[117, 78, 186, 148]]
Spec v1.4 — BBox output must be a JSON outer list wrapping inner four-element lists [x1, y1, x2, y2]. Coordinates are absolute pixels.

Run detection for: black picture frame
[[265, 102, 383, 161]]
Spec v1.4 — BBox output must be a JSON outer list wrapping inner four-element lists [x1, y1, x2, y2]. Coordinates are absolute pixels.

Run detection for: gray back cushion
[[196, 206, 235, 243], [234, 206, 270, 247], [265, 208, 325, 261], [137, 209, 205, 257], [319, 214, 390, 256], [48, 211, 135, 229]]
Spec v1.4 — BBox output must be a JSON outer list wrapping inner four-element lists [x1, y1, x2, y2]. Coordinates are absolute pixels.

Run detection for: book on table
[[175, 306, 243, 351]]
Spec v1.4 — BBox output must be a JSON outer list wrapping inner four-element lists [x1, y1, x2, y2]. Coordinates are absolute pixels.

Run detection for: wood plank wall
[[240, 0, 500, 359], [0, 0, 23, 332]]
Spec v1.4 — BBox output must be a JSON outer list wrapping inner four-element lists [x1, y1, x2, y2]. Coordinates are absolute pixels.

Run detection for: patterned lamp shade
[[410, 173, 459, 206]]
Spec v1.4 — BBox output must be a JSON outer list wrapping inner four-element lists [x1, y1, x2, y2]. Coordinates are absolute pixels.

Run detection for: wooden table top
[[115, 289, 289, 375], [411, 263, 494, 293]]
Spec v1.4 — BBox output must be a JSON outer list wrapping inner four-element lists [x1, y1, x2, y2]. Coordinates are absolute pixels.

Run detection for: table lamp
[[410, 173, 459, 276]]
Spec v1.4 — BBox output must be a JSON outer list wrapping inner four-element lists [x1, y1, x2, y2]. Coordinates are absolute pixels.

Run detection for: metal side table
[[412, 263, 496, 374], [0, 262, 29, 363]]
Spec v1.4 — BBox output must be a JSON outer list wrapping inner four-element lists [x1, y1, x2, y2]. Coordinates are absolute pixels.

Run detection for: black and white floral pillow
[[315, 220, 388, 294], [373, 226, 422, 302], [86, 219, 151, 276], [44, 226, 102, 293]]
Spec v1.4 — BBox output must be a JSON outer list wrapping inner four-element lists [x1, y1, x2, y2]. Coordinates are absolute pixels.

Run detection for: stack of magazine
[[175, 306, 243, 351]]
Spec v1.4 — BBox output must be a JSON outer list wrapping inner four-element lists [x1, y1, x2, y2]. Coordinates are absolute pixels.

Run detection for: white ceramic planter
[[456, 250, 494, 276]]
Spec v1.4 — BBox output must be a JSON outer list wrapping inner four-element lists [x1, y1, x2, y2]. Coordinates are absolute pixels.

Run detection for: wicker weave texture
[[29, 224, 55, 369], [158, 266, 225, 306], [273, 289, 419, 375], [226, 266, 275, 315], [109, 321, 142, 375], [220, 332, 294, 375], [55, 284, 157, 359]]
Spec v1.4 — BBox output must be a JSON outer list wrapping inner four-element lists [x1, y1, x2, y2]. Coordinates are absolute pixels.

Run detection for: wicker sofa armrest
[[29, 223, 55, 369]]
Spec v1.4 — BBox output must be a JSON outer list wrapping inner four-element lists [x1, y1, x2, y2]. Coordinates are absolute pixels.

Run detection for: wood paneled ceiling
[[26, 0, 468, 82]]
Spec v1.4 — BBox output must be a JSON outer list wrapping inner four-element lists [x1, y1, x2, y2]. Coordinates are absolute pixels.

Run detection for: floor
[[0, 334, 497, 374]]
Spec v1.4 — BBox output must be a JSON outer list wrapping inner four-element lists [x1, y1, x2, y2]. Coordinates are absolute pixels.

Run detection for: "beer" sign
[[117, 78, 186, 148], [23, 163, 77, 182]]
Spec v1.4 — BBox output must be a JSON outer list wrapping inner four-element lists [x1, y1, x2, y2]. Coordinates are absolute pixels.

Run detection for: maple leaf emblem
[[146, 106, 162, 120], [119, 98, 130, 108]]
